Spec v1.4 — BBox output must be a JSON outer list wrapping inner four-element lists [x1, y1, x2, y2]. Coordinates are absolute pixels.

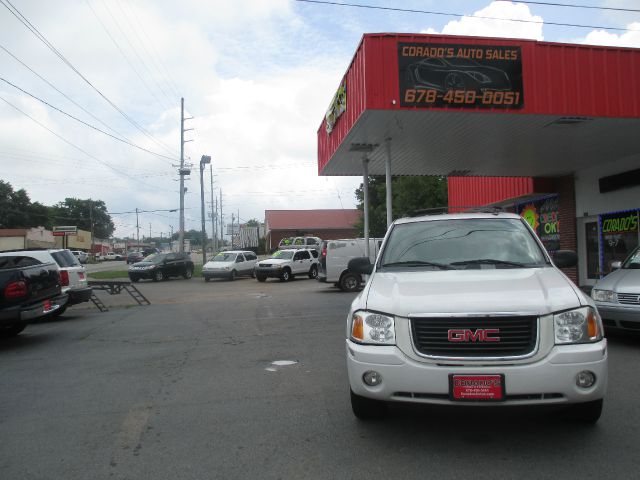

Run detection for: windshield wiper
[[382, 260, 453, 270], [449, 259, 529, 268]]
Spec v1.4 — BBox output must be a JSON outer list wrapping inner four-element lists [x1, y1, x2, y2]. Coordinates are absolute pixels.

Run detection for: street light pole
[[200, 155, 211, 266]]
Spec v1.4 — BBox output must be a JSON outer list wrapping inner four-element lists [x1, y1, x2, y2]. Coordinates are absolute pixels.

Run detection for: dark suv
[[128, 253, 194, 282]]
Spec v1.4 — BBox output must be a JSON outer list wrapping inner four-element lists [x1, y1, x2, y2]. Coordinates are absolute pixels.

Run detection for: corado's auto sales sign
[[398, 43, 524, 109]]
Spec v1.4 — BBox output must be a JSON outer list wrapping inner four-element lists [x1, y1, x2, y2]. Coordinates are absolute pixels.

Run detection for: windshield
[[380, 218, 548, 270], [144, 253, 166, 264], [272, 250, 294, 260], [212, 253, 236, 262], [622, 247, 640, 269]]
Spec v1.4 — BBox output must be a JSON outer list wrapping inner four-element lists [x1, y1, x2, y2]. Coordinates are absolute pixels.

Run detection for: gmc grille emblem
[[447, 328, 501, 342]]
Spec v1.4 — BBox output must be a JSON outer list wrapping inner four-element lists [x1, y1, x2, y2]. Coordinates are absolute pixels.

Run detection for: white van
[[318, 238, 383, 292]]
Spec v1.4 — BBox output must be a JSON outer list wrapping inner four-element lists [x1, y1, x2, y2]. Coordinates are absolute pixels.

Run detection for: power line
[[0, 77, 179, 163], [501, 1, 640, 13], [0, 94, 170, 191], [122, 0, 181, 98], [0, 43, 128, 141], [0, 0, 179, 156], [113, 0, 177, 106], [84, 0, 173, 114], [293, 0, 640, 32]]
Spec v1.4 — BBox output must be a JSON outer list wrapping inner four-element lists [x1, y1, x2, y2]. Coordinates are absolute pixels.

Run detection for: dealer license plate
[[449, 374, 505, 402]]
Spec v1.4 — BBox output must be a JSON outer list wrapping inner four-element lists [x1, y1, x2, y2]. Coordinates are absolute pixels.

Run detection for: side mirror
[[552, 250, 578, 268], [611, 261, 622, 270], [349, 257, 373, 275]]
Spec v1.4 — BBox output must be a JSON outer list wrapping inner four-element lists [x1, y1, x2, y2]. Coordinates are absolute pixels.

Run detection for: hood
[[595, 268, 640, 293], [204, 261, 233, 269], [258, 258, 289, 266], [132, 261, 157, 267], [363, 267, 583, 317]]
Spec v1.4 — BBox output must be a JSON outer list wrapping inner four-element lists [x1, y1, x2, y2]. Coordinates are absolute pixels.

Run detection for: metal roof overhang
[[320, 109, 640, 177]]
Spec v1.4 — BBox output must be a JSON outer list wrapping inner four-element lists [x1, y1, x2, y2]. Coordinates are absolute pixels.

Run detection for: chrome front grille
[[411, 316, 538, 359], [617, 293, 640, 305]]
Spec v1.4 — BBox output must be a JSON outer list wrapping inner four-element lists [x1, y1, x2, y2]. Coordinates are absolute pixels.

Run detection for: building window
[[599, 209, 639, 275]]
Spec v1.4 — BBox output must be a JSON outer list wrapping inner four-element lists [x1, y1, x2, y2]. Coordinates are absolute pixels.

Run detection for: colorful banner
[[398, 43, 524, 109], [325, 80, 346, 134], [517, 196, 560, 252]]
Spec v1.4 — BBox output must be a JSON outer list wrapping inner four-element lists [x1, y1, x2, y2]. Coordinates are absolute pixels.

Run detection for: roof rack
[[408, 206, 506, 217]]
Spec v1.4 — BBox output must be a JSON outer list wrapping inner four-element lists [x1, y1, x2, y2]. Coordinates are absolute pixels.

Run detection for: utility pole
[[219, 189, 223, 247], [170, 225, 174, 252], [89, 200, 94, 256], [214, 161, 218, 252], [231, 213, 234, 249], [135, 207, 140, 249], [214, 198, 218, 252], [149, 223, 152, 241], [177, 97, 194, 253]]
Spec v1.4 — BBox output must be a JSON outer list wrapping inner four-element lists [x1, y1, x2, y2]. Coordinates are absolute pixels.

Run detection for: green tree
[[183, 229, 208, 247], [354, 176, 448, 237], [0, 180, 51, 228], [51, 198, 114, 238]]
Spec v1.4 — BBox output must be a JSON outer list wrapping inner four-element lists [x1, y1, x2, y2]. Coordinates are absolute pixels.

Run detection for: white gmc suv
[[347, 212, 607, 423]]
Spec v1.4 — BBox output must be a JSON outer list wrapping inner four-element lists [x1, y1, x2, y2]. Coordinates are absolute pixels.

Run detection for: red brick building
[[264, 209, 361, 251]]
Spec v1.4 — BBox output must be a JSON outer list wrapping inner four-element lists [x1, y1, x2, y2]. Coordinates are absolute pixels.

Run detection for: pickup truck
[[0, 255, 68, 336]]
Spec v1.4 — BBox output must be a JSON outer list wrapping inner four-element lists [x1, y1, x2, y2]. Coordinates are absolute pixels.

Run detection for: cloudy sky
[[1, 0, 639, 239]]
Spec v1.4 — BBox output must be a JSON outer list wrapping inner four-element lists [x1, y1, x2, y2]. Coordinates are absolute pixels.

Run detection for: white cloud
[[0, 0, 360, 238], [579, 23, 640, 48], [421, 1, 543, 40]]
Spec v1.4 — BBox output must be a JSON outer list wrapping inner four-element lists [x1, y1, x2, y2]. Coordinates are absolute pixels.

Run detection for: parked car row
[[0, 248, 93, 336]]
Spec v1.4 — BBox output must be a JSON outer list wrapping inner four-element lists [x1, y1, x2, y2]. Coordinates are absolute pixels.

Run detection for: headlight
[[350, 310, 395, 345], [592, 289, 615, 303], [554, 307, 602, 344]]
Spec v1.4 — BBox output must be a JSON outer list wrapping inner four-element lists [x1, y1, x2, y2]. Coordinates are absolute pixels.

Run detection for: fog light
[[576, 371, 596, 388], [363, 370, 382, 386]]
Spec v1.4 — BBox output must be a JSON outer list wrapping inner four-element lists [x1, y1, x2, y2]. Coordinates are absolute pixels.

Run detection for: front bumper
[[203, 270, 233, 279], [255, 267, 284, 278], [67, 287, 93, 306], [128, 269, 157, 280], [595, 301, 640, 326], [346, 339, 608, 406]]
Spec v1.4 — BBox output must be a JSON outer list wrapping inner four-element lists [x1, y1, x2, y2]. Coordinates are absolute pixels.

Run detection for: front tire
[[350, 390, 387, 420], [280, 268, 291, 282], [308, 265, 318, 279], [229, 270, 236, 281], [568, 399, 603, 423], [204, 276, 210, 282], [153, 270, 164, 282], [256, 274, 267, 282], [339, 272, 361, 292], [183, 268, 193, 279], [130, 277, 139, 283]]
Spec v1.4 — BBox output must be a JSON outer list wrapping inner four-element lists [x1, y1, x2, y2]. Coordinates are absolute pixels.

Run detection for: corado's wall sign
[[325, 79, 346, 134], [398, 43, 524, 109]]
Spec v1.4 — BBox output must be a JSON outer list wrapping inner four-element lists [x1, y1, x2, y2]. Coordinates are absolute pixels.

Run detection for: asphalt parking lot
[[2, 275, 640, 480]]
